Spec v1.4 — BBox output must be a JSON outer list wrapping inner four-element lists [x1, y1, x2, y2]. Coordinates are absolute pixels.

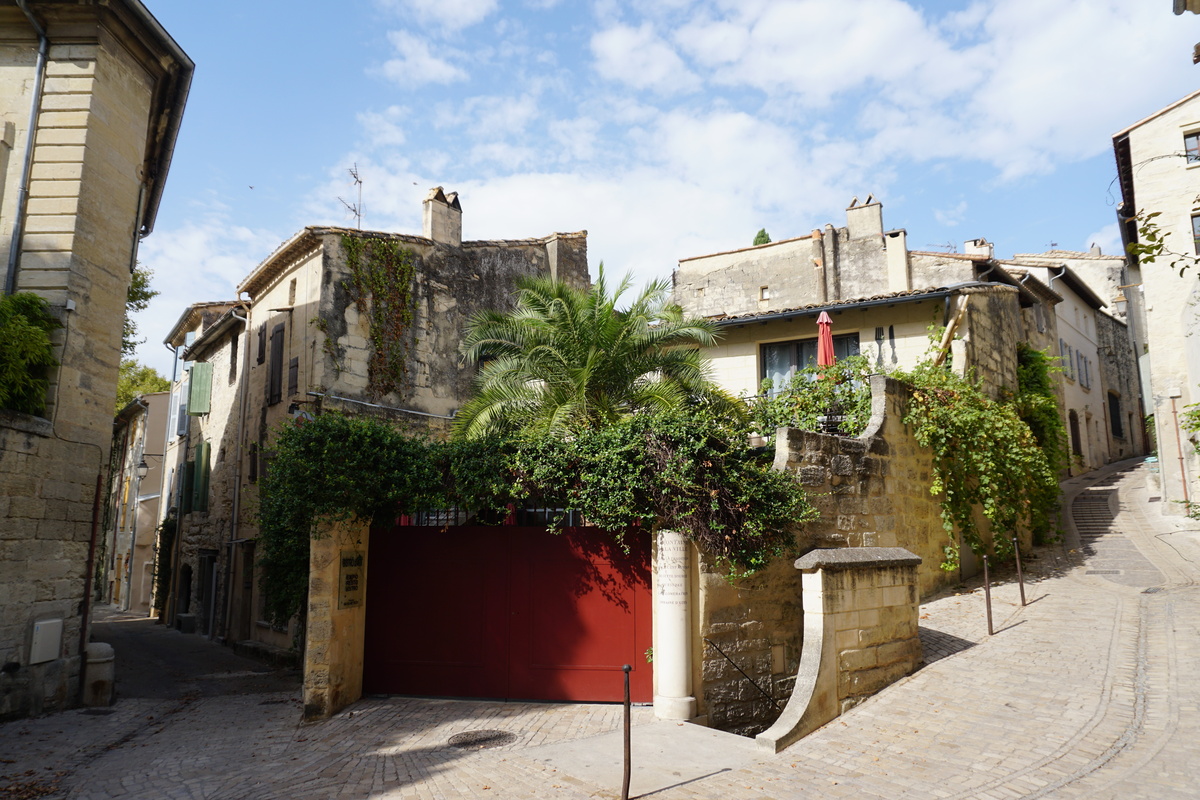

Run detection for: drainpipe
[[5, 0, 49, 296], [220, 307, 251, 643], [1047, 264, 1067, 292]]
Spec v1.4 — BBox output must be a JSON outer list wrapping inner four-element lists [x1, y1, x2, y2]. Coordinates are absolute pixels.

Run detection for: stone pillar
[[303, 520, 369, 721], [757, 547, 922, 752], [653, 529, 697, 720]]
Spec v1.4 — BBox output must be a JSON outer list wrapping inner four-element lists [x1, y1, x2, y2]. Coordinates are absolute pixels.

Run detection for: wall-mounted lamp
[[1113, 283, 1142, 315], [136, 453, 163, 479], [287, 400, 315, 421]]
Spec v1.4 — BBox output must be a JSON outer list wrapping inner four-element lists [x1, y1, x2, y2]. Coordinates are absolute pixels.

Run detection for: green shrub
[[0, 292, 60, 415]]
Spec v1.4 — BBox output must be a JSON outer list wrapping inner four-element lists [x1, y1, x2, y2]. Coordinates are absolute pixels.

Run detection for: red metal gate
[[363, 524, 652, 703]]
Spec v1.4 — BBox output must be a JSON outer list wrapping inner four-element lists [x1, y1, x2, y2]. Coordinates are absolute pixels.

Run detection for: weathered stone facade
[[151, 191, 590, 664], [0, 1, 190, 719], [695, 375, 1001, 736]]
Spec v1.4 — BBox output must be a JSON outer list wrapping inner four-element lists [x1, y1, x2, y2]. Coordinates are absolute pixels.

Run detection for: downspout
[[1047, 264, 1067, 291], [5, 0, 49, 296], [220, 307, 251, 642]]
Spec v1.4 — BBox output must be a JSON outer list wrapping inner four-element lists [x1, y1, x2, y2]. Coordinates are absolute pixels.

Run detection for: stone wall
[[696, 375, 992, 736], [756, 548, 922, 752], [0, 6, 186, 719]]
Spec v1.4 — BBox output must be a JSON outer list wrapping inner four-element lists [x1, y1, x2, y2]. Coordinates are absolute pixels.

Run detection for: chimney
[[963, 238, 993, 259], [422, 187, 462, 246], [845, 195, 883, 240]]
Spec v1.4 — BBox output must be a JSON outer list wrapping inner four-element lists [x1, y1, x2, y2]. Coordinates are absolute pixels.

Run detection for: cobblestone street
[[2, 459, 1198, 799]]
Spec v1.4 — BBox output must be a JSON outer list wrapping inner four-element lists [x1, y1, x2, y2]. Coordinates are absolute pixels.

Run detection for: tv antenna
[[339, 164, 363, 229]]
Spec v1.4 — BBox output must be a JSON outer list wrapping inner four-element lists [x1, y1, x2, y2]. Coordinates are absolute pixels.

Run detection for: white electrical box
[[30, 618, 63, 664]]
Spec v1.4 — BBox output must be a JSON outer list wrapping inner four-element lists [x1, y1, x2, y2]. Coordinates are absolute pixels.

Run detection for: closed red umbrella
[[816, 311, 835, 368]]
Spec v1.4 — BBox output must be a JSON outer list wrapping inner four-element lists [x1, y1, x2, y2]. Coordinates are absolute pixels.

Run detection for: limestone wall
[[696, 375, 977, 735], [0, 6, 185, 720]]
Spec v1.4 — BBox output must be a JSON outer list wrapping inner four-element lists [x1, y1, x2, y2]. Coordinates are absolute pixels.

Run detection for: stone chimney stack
[[423, 186, 462, 246], [845, 194, 883, 240], [964, 238, 994, 259]]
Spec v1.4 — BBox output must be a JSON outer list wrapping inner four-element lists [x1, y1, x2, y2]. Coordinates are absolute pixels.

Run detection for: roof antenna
[[339, 163, 363, 229]]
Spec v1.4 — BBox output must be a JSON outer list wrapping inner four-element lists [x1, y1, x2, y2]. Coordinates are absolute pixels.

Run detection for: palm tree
[[454, 268, 734, 439]]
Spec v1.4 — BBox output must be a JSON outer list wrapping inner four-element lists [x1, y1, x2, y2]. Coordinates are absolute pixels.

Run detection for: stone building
[[1113, 89, 1200, 513], [0, 0, 190, 719], [673, 201, 1044, 403], [158, 188, 590, 659], [103, 391, 168, 614]]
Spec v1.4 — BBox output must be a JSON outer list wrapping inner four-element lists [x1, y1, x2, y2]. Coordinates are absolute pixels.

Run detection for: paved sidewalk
[[2, 459, 1198, 799]]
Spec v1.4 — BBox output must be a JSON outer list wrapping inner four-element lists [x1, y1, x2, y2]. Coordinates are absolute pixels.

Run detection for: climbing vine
[[894, 358, 1059, 569], [257, 409, 814, 626], [341, 235, 417, 396], [746, 355, 874, 438]]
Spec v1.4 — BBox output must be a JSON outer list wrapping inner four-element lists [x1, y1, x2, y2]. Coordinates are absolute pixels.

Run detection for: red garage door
[[363, 523, 652, 703]]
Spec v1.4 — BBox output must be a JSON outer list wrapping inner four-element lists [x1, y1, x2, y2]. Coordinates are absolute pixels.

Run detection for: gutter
[[122, 0, 194, 237], [4, 0, 48, 296]]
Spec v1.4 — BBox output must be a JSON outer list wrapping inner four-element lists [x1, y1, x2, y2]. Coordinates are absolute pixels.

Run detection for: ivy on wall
[[341, 235, 417, 396], [257, 409, 814, 626], [749, 340, 1063, 570]]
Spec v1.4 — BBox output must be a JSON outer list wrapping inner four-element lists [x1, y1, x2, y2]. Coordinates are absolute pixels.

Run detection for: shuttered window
[[192, 440, 211, 513], [181, 460, 195, 514], [188, 362, 213, 416], [268, 323, 285, 406], [288, 357, 299, 397], [257, 323, 266, 364]]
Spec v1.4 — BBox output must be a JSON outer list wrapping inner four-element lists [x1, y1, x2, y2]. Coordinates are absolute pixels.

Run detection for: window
[[268, 323, 285, 405], [288, 278, 297, 306], [188, 362, 212, 415], [248, 442, 258, 484], [1059, 339, 1074, 381], [760, 333, 860, 394], [1187, 131, 1200, 164], [256, 323, 266, 365], [1109, 393, 1124, 438], [1192, 214, 1200, 255], [288, 356, 299, 397], [759, 286, 771, 301], [191, 440, 210, 513]]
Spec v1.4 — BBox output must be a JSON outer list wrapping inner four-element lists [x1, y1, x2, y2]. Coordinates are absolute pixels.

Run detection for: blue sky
[[134, 0, 1200, 375]]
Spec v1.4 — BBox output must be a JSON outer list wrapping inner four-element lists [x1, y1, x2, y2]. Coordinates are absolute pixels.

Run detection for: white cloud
[[1083, 223, 1122, 257], [377, 0, 498, 31], [357, 106, 409, 148], [592, 23, 700, 94], [934, 199, 968, 227], [377, 31, 468, 87]]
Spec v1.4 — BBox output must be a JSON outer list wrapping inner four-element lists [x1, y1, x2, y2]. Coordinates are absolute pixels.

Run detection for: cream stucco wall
[[1118, 92, 1200, 510]]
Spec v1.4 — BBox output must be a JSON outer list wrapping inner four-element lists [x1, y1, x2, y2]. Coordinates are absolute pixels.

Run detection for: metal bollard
[[1012, 536, 1026, 607], [622, 664, 631, 800], [983, 555, 994, 636]]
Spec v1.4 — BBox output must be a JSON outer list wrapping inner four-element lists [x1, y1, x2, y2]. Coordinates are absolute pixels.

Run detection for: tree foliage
[[1126, 209, 1200, 277], [0, 292, 60, 415], [115, 358, 170, 412], [454, 268, 738, 439], [123, 264, 159, 356], [753, 228, 771, 246]]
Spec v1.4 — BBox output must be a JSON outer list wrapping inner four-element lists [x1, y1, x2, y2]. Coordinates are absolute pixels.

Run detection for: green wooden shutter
[[188, 362, 213, 416], [191, 440, 211, 513], [181, 460, 195, 514]]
